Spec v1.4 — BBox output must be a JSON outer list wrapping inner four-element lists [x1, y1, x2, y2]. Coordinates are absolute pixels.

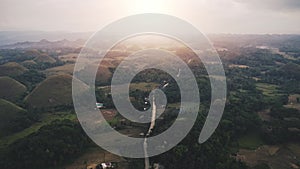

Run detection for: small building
[[96, 102, 104, 109]]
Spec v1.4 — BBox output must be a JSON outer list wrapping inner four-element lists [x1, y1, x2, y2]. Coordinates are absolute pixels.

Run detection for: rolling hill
[[0, 76, 27, 101], [21, 60, 37, 67], [0, 62, 27, 76], [0, 99, 27, 137], [44, 63, 75, 76], [0, 38, 86, 49], [34, 54, 56, 63], [76, 64, 113, 85], [25, 74, 87, 109]]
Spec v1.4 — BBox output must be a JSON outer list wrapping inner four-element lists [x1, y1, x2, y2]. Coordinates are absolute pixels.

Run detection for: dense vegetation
[[0, 35, 299, 169], [0, 120, 91, 169]]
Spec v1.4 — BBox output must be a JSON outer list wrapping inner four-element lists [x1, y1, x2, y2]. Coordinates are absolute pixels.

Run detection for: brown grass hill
[[21, 60, 37, 67], [0, 62, 28, 76], [24, 49, 44, 58], [25, 74, 88, 109], [77, 64, 113, 85], [44, 63, 75, 76], [96, 65, 112, 85], [0, 76, 27, 102], [34, 54, 56, 63]]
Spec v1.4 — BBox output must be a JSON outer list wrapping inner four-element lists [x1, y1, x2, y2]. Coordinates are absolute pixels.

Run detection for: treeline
[[13, 70, 46, 92], [0, 49, 36, 64]]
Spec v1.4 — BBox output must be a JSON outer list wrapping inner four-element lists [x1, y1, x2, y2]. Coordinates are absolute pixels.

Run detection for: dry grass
[[58, 53, 78, 62], [0, 62, 27, 76], [44, 63, 75, 76], [25, 74, 74, 108], [0, 76, 26, 101], [34, 54, 56, 63]]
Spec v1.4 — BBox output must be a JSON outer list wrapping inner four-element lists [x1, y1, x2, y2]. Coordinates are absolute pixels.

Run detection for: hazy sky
[[1, 0, 300, 34]]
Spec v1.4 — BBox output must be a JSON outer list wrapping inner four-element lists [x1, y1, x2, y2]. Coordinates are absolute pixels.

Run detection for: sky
[[1, 0, 300, 34]]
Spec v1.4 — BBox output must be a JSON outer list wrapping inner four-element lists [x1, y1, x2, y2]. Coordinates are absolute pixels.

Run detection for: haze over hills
[[0, 32, 299, 169], [1, 31, 299, 52], [0, 31, 91, 46], [1, 0, 300, 168], [0, 38, 86, 49]]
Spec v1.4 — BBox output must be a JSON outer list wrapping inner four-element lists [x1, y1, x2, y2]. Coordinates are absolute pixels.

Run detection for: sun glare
[[132, 0, 168, 13]]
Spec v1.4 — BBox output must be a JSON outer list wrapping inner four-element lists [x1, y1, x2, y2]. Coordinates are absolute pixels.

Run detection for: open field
[[270, 48, 297, 61], [238, 132, 265, 150], [229, 64, 249, 69], [256, 83, 284, 104], [237, 143, 300, 169], [256, 83, 280, 97]]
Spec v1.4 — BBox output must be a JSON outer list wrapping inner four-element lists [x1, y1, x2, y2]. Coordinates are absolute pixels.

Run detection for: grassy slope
[[96, 65, 113, 84], [44, 63, 75, 76], [25, 74, 74, 108], [0, 76, 27, 101], [34, 54, 56, 63], [21, 60, 37, 67], [256, 83, 279, 96], [0, 62, 27, 76], [0, 99, 26, 137]]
